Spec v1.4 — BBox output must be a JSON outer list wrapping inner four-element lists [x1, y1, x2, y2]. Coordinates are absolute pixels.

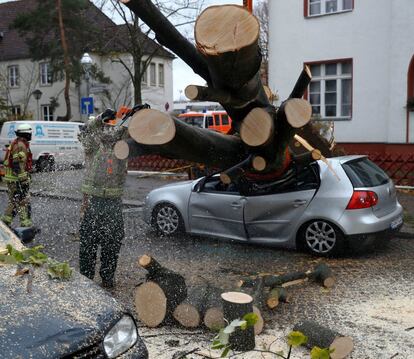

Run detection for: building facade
[[0, 0, 174, 122], [269, 0, 414, 153]]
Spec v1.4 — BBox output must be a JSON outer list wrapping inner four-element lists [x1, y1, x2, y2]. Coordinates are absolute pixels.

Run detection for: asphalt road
[[1, 170, 414, 358]]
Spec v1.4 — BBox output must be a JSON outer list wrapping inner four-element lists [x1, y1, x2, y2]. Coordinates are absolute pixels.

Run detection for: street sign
[[81, 97, 94, 115]]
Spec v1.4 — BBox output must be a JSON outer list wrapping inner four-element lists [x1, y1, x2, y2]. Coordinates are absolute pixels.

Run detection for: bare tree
[[94, 0, 205, 104], [254, 0, 268, 84]]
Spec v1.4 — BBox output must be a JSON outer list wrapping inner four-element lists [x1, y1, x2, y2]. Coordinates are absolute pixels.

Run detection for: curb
[[0, 187, 143, 207]]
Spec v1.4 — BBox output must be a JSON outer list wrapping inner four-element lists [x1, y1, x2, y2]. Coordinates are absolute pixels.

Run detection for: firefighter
[[1, 123, 33, 228], [77, 108, 130, 288]]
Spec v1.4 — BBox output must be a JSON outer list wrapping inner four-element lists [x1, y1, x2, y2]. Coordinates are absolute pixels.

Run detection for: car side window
[[202, 177, 240, 195]]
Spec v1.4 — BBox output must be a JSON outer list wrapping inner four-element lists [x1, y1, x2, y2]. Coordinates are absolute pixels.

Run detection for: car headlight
[[103, 315, 138, 358]]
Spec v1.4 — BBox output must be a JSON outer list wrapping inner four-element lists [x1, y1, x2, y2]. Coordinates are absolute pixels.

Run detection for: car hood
[[0, 265, 124, 359]]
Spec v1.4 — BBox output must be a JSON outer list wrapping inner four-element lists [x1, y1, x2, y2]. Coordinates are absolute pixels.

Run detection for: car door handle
[[293, 200, 307, 207], [231, 202, 242, 209]]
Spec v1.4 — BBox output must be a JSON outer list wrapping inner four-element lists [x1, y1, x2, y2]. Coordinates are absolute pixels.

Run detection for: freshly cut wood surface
[[128, 109, 175, 145], [253, 305, 264, 335], [283, 98, 312, 128], [173, 303, 201, 328], [330, 336, 354, 359], [195, 5, 259, 55], [113, 140, 129, 160], [240, 107, 274, 147], [134, 281, 167, 328], [252, 156, 266, 171], [204, 307, 224, 330]]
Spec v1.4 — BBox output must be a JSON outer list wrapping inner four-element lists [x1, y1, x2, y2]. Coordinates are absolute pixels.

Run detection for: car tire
[[37, 157, 55, 172], [299, 220, 345, 256], [151, 203, 184, 236]]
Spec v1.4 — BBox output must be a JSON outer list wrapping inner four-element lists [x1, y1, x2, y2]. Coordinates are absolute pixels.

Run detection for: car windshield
[[180, 116, 204, 128], [342, 157, 389, 187]]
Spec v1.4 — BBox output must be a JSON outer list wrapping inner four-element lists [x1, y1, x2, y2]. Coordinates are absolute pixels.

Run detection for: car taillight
[[346, 190, 378, 210]]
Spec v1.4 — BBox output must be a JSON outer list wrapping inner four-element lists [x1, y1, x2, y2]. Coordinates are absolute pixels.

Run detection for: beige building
[[0, 0, 174, 122]]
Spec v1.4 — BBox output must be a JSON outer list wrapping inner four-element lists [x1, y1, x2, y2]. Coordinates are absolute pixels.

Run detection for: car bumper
[[338, 203, 404, 235], [347, 220, 404, 249]]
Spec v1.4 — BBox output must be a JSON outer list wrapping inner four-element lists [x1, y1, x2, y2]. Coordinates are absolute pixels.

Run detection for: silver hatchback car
[[143, 156, 404, 256]]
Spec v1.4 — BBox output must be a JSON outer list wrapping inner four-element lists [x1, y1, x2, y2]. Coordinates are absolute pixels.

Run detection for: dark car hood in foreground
[[0, 265, 124, 359]]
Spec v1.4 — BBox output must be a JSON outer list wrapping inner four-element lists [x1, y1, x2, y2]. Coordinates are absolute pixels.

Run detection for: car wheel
[[152, 203, 184, 236], [37, 157, 55, 172], [299, 220, 345, 256]]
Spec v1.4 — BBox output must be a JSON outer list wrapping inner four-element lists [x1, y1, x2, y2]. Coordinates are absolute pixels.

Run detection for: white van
[[0, 121, 85, 171]]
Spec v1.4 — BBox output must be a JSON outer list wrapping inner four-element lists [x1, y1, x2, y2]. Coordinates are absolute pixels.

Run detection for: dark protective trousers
[[79, 196, 124, 283]]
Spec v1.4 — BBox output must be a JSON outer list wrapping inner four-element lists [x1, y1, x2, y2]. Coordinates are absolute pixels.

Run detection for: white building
[[269, 0, 414, 154], [0, 0, 174, 122]]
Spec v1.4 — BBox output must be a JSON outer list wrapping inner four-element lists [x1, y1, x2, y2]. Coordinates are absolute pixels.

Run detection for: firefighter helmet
[[15, 124, 33, 135]]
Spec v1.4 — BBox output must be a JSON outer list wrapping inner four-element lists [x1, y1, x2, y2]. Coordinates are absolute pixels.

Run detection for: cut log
[[240, 263, 334, 289], [127, 109, 247, 169], [220, 155, 253, 185], [293, 321, 354, 359], [279, 98, 312, 129], [221, 291, 255, 351], [203, 286, 225, 331], [252, 305, 264, 335], [289, 65, 312, 99], [173, 286, 210, 328], [240, 107, 274, 147], [137, 255, 187, 325], [266, 287, 290, 309], [134, 281, 167, 327], [310, 263, 335, 288], [195, 5, 261, 90], [185, 85, 245, 108]]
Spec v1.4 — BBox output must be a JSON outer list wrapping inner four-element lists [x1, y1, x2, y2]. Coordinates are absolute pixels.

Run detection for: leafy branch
[[211, 316, 333, 359], [0, 244, 72, 280]]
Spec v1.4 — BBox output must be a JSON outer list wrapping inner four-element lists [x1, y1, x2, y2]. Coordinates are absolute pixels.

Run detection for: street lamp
[[81, 52, 93, 97], [32, 89, 42, 121]]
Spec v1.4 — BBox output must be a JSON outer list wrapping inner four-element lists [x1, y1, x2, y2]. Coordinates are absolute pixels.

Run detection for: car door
[[244, 165, 319, 243], [188, 177, 247, 240]]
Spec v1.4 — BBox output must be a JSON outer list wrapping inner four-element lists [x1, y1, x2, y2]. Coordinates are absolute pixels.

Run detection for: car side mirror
[[194, 177, 206, 193], [13, 227, 40, 244]]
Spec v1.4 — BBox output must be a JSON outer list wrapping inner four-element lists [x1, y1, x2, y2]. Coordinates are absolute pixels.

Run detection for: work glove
[[99, 108, 117, 123]]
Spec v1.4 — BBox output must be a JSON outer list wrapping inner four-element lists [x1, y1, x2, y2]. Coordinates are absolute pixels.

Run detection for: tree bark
[[120, 0, 211, 83], [222, 291, 255, 351], [136, 255, 187, 325], [293, 321, 354, 359], [127, 109, 247, 168]]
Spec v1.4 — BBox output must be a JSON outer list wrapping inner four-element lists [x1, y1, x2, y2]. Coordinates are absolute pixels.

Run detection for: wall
[[269, 0, 414, 144]]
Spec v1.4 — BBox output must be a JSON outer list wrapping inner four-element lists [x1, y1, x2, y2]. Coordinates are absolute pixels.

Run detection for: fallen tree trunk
[[126, 109, 247, 168], [266, 286, 290, 309], [293, 321, 354, 359], [240, 263, 335, 289]]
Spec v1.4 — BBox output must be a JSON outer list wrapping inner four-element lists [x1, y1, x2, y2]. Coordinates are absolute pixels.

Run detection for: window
[[40, 62, 52, 85], [150, 63, 156, 86], [342, 158, 389, 187], [41, 105, 53, 121], [8, 65, 19, 88], [158, 64, 164, 87], [10, 105, 21, 120], [207, 116, 214, 127], [307, 60, 352, 119], [141, 61, 147, 85], [306, 0, 353, 16], [221, 114, 229, 125], [214, 114, 221, 126]]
